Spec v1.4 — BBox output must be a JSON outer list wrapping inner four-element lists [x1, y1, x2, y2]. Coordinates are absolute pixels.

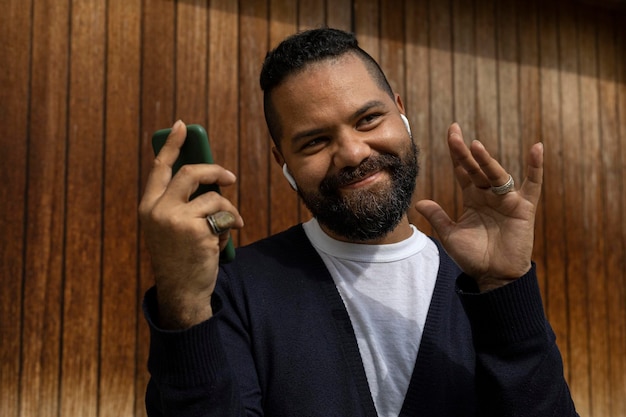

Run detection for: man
[[140, 28, 578, 416]]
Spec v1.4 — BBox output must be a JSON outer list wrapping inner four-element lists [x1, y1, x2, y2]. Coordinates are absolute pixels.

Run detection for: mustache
[[319, 154, 402, 194]]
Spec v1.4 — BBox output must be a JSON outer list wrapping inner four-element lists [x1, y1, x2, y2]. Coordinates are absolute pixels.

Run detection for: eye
[[357, 113, 383, 129], [300, 136, 329, 152]]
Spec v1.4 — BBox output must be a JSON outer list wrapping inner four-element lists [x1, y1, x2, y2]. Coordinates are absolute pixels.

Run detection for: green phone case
[[151, 124, 236, 263]]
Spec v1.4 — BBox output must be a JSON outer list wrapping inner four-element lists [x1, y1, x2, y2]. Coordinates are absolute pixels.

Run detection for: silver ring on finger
[[490, 174, 515, 195]]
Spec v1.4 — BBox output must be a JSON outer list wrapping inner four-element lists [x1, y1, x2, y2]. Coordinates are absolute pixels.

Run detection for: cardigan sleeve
[[143, 285, 262, 417], [457, 266, 579, 417]]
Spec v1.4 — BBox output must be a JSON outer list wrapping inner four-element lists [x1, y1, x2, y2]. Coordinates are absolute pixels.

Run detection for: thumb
[[414, 200, 454, 238]]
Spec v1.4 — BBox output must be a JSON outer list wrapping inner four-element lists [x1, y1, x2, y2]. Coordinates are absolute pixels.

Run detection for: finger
[[167, 164, 238, 203], [415, 199, 454, 239], [447, 123, 490, 189], [469, 140, 511, 188], [519, 142, 544, 203], [142, 120, 187, 207], [196, 193, 245, 228]]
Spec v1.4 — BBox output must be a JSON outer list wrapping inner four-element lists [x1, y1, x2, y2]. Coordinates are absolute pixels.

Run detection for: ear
[[272, 147, 298, 191], [272, 146, 285, 166], [394, 93, 406, 114]]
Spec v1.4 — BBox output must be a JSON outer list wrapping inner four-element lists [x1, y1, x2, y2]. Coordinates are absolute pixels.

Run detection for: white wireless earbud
[[400, 114, 412, 137], [282, 164, 298, 191]]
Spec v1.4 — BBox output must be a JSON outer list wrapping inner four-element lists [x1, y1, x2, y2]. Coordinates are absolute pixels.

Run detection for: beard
[[298, 139, 419, 241]]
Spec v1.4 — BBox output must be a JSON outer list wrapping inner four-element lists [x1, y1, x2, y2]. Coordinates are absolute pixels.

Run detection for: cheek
[[292, 158, 329, 192]]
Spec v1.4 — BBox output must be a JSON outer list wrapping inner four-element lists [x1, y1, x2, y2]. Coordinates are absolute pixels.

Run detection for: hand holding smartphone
[[151, 124, 236, 263]]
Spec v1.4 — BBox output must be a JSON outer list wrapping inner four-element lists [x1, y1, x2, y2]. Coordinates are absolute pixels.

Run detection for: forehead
[[270, 54, 393, 135]]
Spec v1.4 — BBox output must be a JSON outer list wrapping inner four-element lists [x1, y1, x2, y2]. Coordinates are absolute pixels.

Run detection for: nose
[[331, 129, 372, 169]]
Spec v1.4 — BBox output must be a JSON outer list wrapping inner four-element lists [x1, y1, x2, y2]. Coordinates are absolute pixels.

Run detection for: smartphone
[[152, 124, 235, 263]]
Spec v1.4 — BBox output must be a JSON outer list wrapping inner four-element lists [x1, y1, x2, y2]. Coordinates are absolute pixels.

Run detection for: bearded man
[[139, 28, 578, 417]]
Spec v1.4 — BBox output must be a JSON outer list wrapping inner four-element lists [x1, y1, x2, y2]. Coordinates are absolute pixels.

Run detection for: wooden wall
[[1, 0, 624, 416]]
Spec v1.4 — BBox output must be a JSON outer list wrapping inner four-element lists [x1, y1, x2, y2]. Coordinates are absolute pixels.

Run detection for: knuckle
[[151, 156, 168, 171], [177, 164, 196, 178]]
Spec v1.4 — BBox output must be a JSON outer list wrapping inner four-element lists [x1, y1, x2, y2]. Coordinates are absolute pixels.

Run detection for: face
[[271, 53, 419, 242]]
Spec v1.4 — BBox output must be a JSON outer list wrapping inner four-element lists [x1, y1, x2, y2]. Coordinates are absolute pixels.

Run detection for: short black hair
[[260, 27, 395, 147]]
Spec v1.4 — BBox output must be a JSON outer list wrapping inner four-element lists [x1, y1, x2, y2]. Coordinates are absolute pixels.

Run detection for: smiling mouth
[[341, 170, 383, 189], [320, 154, 400, 195]]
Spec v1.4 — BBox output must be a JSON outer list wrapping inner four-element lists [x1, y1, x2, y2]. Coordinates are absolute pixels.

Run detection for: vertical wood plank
[[451, 0, 476, 140], [268, 0, 299, 233], [19, 0, 68, 415], [537, 0, 570, 377], [326, 0, 352, 31], [299, 0, 325, 29], [428, 0, 455, 220], [379, 0, 405, 94], [0, 1, 32, 416], [578, 5, 611, 417], [474, 0, 498, 152], [495, 0, 521, 183], [517, 0, 546, 298], [354, 0, 380, 61], [61, 0, 106, 415], [137, 1, 177, 415], [99, 0, 142, 416], [405, 0, 432, 233], [325, 4, 352, 55], [614, 14, 626, 417], [208, 0, 240, 237], [268, 1, 296, 50], [239, 0, 270, 244], [558, 2, 589, 411], [176, 0, 208, 123], [451, 0, 476, 219], [597, 10, 626, 417]]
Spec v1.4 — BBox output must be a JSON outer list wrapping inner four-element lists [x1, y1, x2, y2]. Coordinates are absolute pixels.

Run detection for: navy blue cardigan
[[144, 224, 577, 416]]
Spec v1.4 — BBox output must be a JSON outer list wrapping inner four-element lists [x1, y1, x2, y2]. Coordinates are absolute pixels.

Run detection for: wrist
[[156, 288, 213, 329], [474, 262, 532, 292]]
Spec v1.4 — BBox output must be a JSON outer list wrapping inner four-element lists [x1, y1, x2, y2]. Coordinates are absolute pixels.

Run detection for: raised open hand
[[415, 123, 543, 291]]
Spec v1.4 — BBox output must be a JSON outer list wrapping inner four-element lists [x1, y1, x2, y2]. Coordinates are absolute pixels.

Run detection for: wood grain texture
[[239, 0, 270, 245], [299, 0, 325, 30], [61, 1, 106, 416], [451, 0, 477, 220], [475, 0, 499, 153], [577, 5, 612, 417], [326, 0, 352, 31], [428, 0, 455, 224], [405, 0, 433, 234], [137, 2, 177, 415], [354, 0, 379, 61], [269, 0, 299, 233], [1, 1, 625, 416], [517, 0, 546, 297], [597, 10, 626, 417], [614, 15, 626, 417], [558, 2, 591, 413], [209, 0, 240, 237], [100, 1, 142, 416], [538, 0, 570, 377], [0, 1, 32, 417], [19, 0, 68, 415]]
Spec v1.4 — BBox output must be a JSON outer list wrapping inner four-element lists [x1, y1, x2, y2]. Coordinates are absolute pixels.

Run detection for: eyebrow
[[289, 100, 387, 144]]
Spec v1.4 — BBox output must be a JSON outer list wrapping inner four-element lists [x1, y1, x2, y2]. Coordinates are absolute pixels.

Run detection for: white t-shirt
[[303, 219, 439, 417]]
